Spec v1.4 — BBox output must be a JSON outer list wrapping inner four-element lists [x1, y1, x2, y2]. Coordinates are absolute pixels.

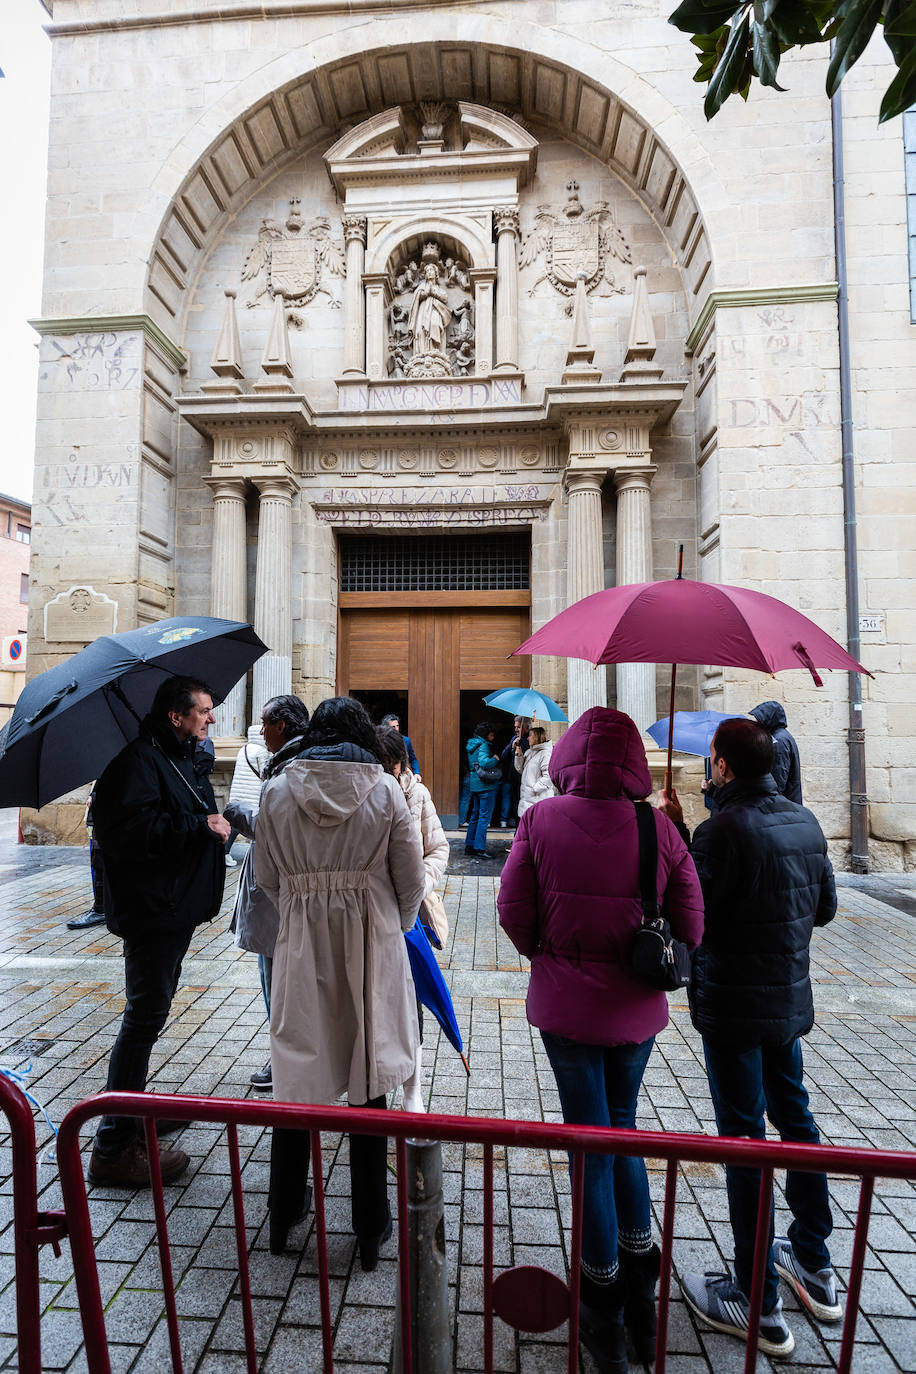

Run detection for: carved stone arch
[[368, 216, 494, 276]]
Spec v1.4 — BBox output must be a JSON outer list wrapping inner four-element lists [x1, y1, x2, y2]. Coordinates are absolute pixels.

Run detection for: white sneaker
[[225, 854, 238, 868]]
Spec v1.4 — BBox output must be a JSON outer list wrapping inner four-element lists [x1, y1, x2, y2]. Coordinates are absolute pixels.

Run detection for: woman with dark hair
[[465, 720, 501, 859], [255, 696, 426, 1268], [224, 694, 310, 1091]]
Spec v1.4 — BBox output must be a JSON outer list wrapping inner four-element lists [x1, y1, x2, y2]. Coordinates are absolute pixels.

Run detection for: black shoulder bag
[[630, 801, 691, 992]]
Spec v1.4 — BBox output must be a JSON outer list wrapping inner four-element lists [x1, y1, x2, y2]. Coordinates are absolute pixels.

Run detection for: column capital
[[613, 465, 657, 493], [493, 207, 520, 238], [342, 214, 367, 245], [565, 467, 607, 496], [253, 471, 300, 502], [203, 474, 248, 502]]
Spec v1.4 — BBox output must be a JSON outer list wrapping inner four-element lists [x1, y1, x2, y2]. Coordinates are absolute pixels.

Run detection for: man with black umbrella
[[89, 676, 230, 1187]]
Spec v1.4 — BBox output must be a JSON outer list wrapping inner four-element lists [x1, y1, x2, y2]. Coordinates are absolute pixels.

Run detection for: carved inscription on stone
[[337, 376, 520, 412], [520, 181, 632, 296], [242, 199, 345, 309], [44, 585, 118, 642]]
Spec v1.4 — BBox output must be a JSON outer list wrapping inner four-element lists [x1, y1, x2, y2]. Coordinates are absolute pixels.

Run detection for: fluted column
[[494, 208, 520, 373], [252, 473, 298, 720], [614, 467, 657, 732], [566, 469, 608, 721], [342, 215, 367, 375], [205, 477, 248, 738]]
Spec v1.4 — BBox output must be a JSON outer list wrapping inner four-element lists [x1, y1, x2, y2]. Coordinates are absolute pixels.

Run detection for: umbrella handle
[[665, 663, 677, 795]]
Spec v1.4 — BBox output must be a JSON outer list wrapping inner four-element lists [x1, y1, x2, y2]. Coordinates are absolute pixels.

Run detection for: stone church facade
[[25, 1, 916, 864]]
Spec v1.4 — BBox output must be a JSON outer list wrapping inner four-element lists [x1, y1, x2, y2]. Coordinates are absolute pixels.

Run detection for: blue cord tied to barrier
[[0, 1062, 59, 1165]]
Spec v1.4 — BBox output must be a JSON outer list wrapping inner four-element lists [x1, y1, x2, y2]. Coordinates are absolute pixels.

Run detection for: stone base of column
[[252, 653, 293, 722], [616, 662, 656, 733], [567, 658, 607, 723]]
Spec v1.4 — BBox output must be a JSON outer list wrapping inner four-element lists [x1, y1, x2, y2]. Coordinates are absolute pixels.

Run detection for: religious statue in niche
[[241, 198, 345, 309], [387, 242, 475, 379], [519, 180, 632, 296]]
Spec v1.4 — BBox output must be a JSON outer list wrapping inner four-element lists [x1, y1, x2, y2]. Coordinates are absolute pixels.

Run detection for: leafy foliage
[[669, 0, 916, 120]]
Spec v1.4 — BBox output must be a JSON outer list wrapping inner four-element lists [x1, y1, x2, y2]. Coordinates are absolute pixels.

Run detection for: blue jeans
[[541, 1032, 655, 1281], [703, 1036, 833, 1313], [466, 787, 497, 853], [458, 774, 471, 825]]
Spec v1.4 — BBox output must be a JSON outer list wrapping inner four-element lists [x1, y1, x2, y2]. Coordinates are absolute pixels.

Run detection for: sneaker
[[88, 1138, 189, 1188], [250, 1061, 272, 1090], [225, 854, 238, 868], [681, 1270, 795, 1358], [67, 908, 107, 930], [773, 1237, 843, 1323]]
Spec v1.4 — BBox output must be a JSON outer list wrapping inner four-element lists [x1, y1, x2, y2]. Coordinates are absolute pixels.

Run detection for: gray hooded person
[[749, 700, 802, 803]]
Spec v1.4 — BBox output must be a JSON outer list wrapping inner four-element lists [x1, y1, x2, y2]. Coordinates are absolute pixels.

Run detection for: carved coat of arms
[[241, 199, 345, 309], [519, 181, 632, 296]]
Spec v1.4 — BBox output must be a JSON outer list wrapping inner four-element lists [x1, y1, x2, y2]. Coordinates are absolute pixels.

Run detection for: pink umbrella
[[513, 554, 871, 790]]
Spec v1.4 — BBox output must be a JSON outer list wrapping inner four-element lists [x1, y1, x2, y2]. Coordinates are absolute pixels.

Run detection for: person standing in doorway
[[658, 717, 840, 1359], [499, 716, 530, 827], [515, 725, 554, 819], [381, 712, 420, 777], [465, 721, 501, 859], [749, 699, 803, 802]]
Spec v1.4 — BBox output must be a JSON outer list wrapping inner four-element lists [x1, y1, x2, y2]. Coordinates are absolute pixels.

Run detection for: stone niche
[[324, 102, 537, 388]]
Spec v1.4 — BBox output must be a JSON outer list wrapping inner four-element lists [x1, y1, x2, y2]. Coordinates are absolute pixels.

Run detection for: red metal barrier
[[0, 1074, 68, 1374], [56, 1091, 916, 1374]]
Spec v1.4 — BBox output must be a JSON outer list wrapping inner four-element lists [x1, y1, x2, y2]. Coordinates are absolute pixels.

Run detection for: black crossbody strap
[[633, 801, 660, 921]]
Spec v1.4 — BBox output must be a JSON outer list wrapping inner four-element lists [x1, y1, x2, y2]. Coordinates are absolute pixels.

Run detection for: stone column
[[342, 215, 367, 375], [469, 267, 496, 376], [252, 473, 298, 720], [565, 469, 608, 721], [493, 208, 520, 373], [205, 476, 248, 739], [614, 467, 657, 732], [362, 272, 392, 381]]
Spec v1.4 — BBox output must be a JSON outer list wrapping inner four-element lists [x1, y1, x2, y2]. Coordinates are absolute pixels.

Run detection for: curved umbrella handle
[[25, 679, 78, 725]]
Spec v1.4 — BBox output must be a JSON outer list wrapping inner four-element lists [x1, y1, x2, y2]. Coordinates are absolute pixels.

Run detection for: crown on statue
[[421, 242, 441, 266]]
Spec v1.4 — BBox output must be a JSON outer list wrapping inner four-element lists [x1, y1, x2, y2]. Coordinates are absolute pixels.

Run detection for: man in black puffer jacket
[[89, 676, 229, 1188], [749, 698, 803, 802], [658, 718, 839, 1359]]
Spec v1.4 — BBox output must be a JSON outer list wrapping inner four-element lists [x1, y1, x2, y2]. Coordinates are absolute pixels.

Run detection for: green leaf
[[670, 0, 745, 34], [879, 40, 916, 117], [752, 17, 787, 82], [770, 0, 826, 43], [705, 9, 752, 116], [884, 0, 916, 32], [826, 0, 884, 94]]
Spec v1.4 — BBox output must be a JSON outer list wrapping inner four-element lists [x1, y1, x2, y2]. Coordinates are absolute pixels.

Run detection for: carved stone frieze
[[519, 180, 632, 297], [302, 437, 550, 477], [241, 199, 346, 310]]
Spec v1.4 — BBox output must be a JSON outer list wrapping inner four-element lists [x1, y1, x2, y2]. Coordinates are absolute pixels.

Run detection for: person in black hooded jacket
[[749, 698, 803, 803], [658, 717, 839, 1359], [89, 676, 229, 1188]]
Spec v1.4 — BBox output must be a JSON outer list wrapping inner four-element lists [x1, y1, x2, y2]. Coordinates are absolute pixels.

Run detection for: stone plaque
[[44, 586, 118, 643], [336, 376, 522, 412]]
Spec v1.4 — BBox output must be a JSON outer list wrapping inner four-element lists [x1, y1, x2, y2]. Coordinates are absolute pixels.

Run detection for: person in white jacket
[[515, 727, 556, 817], [377, 725, 449, 1113]]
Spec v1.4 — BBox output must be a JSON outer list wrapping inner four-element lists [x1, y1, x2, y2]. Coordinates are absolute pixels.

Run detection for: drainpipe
[[831, 74, 869, 873]]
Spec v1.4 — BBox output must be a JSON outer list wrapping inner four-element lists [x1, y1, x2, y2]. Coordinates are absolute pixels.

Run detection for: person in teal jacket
[[465, 722, 500, 859]]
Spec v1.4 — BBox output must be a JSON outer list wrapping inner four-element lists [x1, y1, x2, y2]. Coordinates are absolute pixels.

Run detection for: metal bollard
[[391, 1138, 451, 1374]]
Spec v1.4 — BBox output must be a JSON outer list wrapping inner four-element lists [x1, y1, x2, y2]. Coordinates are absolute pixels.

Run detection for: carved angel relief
[[242, 199, 345, 309], [519, 180, 632, 297]]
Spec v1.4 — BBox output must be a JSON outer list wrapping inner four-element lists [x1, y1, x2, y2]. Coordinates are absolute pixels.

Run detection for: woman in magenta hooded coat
[[498, 708, 703, 1372]]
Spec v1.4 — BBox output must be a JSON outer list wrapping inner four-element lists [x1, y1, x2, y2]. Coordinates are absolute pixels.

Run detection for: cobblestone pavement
[[0, 825, 914, 1372]]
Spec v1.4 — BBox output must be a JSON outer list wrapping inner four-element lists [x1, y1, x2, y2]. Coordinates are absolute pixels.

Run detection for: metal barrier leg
[[391, 1140, 450, 1374]]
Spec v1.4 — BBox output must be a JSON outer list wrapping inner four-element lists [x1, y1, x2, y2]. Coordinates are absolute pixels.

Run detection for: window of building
[[340, 532, 530, 592], [20, 573, 29, 603], [15, 524, 30, 544]]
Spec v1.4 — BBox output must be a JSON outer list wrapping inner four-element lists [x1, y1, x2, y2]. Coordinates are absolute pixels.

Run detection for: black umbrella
[[0, 616, 267, 808]]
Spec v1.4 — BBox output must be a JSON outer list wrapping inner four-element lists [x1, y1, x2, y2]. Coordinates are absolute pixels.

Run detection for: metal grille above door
[[340, 533, 530, 592]]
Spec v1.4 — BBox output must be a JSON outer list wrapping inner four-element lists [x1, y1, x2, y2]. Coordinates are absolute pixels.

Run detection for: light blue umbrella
[[647, 709, 745, 757], [483, 688, 568, 723]]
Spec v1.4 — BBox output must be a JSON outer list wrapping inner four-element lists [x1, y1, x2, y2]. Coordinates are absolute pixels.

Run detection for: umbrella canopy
[[404, 922, 467, 1072], [0, 616, 266, 808], [514, 579, 870, 684], [483, 687, 568, 723], [647, 710, 745, 757]]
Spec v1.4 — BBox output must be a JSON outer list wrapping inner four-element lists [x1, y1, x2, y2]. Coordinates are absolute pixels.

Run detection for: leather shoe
[[67, 909, 106, 930], [250, 1061, 272, 1090], [358, 1211, 393, 1272], [269, 1185, 313, 1254], [88, 1139, 189, 1188]]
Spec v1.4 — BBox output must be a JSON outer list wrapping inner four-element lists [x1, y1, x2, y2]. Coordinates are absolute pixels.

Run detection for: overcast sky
[[0, 0, 51, 505]]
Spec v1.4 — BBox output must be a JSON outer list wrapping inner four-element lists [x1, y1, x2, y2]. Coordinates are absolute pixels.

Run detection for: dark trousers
[[541, 1032, 655, 1281], [703, 1036, 833, 1313], [96, 927, 194, 1156], [269, 1094, 390, 1239], [89, 835, 106, 912]]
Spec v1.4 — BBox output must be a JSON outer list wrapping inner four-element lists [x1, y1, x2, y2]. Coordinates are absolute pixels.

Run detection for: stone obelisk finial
[[561, 271, 602, 385], [620, 266, 664, 382], [253, 292, 295, 393]]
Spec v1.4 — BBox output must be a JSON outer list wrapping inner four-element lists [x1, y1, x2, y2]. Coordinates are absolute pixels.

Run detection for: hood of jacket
[[548, 707, 651, 800], [280, 743, 382, 826], [749, 700, 787, 732]]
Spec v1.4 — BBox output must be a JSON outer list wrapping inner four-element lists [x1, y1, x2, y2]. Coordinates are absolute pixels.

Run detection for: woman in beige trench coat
[[255, 697, 426, 1267]]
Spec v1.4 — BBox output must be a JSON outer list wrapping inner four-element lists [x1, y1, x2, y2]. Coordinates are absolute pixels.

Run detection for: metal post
[[392, 1139, 451, 1374]]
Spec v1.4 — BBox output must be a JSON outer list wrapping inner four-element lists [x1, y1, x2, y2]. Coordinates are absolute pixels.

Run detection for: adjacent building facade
[[0, 493, 30, 727], [24, 1, 916, 863]]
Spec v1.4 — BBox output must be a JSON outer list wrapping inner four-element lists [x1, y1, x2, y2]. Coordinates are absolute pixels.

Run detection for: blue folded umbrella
[[404, 922, 468, 1073], [483, 687, 568, 722], [647, 709, 745, 757]]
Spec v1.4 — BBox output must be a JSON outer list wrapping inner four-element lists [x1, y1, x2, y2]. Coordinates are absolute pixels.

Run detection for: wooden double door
[[338, 593, 530, 819]]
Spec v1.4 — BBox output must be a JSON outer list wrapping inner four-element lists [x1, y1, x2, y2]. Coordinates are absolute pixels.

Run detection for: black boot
[[268, 1127, 312, 1255], [619, 1243, 661, 1367], [579, 1271, 628, 1374]]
